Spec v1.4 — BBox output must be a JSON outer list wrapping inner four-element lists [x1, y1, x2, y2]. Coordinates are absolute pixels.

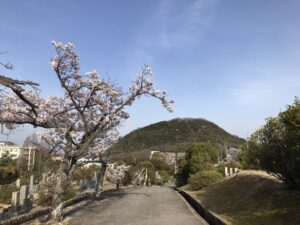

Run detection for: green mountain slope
[[109, 118, 245, 160]]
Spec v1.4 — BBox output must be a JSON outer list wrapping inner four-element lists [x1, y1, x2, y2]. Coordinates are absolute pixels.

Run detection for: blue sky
[[1, 0, 300, 145]]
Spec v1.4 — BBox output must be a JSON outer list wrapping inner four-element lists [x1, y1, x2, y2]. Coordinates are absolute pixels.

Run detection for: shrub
[[0, 184, 18, 204], [176, 158, 189, 187], [245, 98, 300, 189], [188, 170, 223, 190], [0, 153, 18, 185], [176, 143, 219, 187], [150, 153, 170, 172], [159, 170, 170, 183], [140, 161, 156, 183], [64, 186, 76, 201], [185, 143, 219, 174], [0, 166, 18, 185], [0, 152, 16, 167]]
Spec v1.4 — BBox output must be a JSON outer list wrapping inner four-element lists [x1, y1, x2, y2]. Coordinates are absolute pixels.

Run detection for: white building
[[0, 141, 37, 169], [0, 141, 22, 159]]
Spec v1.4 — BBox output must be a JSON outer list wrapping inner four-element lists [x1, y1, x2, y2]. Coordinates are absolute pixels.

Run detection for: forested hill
[[109, 118, 245, 160]]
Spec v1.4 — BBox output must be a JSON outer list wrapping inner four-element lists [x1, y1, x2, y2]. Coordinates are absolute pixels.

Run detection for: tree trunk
[[94, 162, 107, 198], [51, 160, 72, 222]]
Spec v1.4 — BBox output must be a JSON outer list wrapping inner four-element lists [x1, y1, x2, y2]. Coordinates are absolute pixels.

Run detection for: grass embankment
[[187, 170, 300, 225]]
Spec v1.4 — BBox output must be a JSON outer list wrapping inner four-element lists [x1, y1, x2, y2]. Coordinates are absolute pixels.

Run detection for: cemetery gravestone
[[229, 168, 233, 176], [11, 191, 20, 210], [29, 175, 34, 192], [16, 179, 21, 188], [224, 167, 229, 177], [20, 185, 29, 207], [19, 185, 32, 211]]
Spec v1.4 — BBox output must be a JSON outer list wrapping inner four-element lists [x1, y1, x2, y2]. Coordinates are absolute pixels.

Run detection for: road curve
[[65, 186, 208, 225]]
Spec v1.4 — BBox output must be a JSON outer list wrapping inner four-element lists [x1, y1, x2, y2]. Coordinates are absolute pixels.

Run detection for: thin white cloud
[[140, 0, 219, 49], [229, 73, 300, 108]]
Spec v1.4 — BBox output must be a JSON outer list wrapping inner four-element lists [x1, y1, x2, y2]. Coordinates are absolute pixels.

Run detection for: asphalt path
[[65, 186, 208, 225]]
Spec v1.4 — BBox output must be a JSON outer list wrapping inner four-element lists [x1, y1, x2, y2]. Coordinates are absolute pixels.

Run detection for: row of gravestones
[[0, 171, 104, 221], [15, 175, 36, 192], [0, 185, 32, 221], [224, 167, 239, 177], [11, 185, 32, 212], [0, 175, 38, 221]]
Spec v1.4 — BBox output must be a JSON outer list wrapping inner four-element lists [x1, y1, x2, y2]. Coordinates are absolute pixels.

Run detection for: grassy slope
[[189, 171, 300, 225], [110, 118, 245, 160]]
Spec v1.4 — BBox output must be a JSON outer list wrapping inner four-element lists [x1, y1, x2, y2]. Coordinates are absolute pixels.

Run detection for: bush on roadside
[[176, 158, 189, 187], [150, 152, 170, 173], [159, 170, 170, 183], [176, 143, 219, 187], [188, 170, 223, 190], [185, 143, 219, 174], [244, 98, 300, 189]]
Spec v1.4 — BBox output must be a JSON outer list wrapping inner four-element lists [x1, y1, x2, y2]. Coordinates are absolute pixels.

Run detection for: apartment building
[[0, 141, 37, 169], [0, 141, 22, 159]]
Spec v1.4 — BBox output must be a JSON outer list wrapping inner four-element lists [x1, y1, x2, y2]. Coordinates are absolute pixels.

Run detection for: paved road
[[65, 187, 208, 225]]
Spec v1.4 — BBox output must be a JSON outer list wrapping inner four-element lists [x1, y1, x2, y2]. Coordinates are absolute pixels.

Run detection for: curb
[[175, 188, 228, 225]]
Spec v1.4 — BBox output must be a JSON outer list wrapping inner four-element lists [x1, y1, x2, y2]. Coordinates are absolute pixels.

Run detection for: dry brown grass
[[187, 170, 300, 225]]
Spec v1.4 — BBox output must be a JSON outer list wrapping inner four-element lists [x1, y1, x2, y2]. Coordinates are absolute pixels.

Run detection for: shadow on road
[[64, 189, 151, 218], [102, 190, 152, 199]]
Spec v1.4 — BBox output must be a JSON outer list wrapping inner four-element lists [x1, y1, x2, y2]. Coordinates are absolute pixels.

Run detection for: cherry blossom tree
[[0, 41, 173, 221], [0, 56, 39, 116]]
